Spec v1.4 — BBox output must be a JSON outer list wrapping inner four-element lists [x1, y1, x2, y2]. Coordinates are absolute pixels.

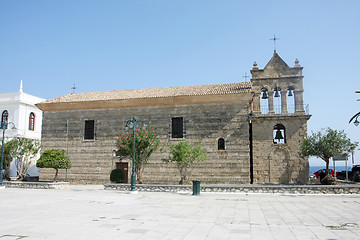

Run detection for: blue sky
[[1, 0, 359, 166]]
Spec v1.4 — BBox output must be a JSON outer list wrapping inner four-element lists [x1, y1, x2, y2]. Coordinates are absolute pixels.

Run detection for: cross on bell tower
[[269, 34, 280, 51], [71, 84, 77, 93], [243, 72, 250, 81]]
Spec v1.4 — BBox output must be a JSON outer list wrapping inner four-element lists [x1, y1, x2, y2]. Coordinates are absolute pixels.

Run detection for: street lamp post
[[1, 121, 16, 186], [354, 115, 359, 126], [349, 91, 360, 126], [349, 113, 360, 126], [125, 117, 146, 191]]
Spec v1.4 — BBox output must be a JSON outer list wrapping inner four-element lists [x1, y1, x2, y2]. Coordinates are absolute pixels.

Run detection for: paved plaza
[[1, 185, 360, 240]]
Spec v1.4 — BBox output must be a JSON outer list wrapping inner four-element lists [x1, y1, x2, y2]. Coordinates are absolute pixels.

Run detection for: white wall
[[0, 88, 45, 177]]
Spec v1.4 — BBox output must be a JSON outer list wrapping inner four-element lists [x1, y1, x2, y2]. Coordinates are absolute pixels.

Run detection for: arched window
[[29, 112, 35, 131], [1, 110, 8, 127], [273, 124, 286, 144], [218, 138, 225, 150]]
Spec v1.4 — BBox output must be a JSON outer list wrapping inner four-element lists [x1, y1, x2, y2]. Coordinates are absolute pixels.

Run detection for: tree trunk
[[325, 159, 329, 175], [53, 168, 59, 182], [136, 165, 143, 184], [179, 168, 187, 185]]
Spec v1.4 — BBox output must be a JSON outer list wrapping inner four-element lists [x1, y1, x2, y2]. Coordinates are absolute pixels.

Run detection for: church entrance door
[[116, 162, 129, 183]]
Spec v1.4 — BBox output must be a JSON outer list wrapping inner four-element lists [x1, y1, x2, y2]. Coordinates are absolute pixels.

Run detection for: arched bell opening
[[260, 88, 269, 114], [273, 124, 286, 144], [273, 87, 282, 114], [287, 87, 295, 113]]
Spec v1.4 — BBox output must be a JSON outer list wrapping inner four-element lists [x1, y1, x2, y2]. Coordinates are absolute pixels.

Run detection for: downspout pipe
[[248, 113, 254, 184]]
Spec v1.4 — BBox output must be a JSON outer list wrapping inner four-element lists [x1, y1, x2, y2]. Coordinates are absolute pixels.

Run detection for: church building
[[0, 81, 45, 178], [36, 51, 311, 184]]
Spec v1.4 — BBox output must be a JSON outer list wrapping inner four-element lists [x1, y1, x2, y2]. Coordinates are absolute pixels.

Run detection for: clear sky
[[1, 0, 359, 167]]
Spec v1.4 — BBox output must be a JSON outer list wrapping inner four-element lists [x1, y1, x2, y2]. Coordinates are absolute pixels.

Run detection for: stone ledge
[[3, 181, 70, 189], [104, 183, 360, 194], [104, 183, 192, 192]]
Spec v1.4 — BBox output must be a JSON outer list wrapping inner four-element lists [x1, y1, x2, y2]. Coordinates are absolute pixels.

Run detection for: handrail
[[254, 104, 310, 115]]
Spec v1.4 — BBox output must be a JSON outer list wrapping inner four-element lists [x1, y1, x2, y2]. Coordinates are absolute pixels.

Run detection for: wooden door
[[115, 162, 129, 183]]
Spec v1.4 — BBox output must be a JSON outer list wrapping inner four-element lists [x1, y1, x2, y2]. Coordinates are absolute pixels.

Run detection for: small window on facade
[[218, 138, 225, 150], [84, 120, 95, 140], [2, 110, 8, 124], [29, 112, 35, 131], [273, 124, 286, 144], [172, 117, 183, 138]]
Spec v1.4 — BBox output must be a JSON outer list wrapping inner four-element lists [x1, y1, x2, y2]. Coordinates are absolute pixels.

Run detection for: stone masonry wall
[[40, 102, 251, 184], [252, 116, 309, 184]]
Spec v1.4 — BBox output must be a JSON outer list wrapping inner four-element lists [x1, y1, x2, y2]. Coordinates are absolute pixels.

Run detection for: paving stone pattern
[[1, 186, 359, 239]]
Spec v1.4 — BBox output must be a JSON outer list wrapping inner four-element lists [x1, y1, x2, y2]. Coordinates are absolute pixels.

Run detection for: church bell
[[288, 89, 293, 97], [261, 91, 268, 99], [274, 129, 284, 140], [274, 90, 280, 98]]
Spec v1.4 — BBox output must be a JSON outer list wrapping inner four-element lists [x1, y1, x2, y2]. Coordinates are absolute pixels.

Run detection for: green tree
[[162, 141, 207, 185], [3, 137, 41, 180], [36, 149, 71, 181], [115, 123, 161, 183], [1, 139, 13, 172], [300, 128, 358, 180]]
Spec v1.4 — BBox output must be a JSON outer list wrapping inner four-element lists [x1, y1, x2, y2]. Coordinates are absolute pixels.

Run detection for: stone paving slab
[[0, 185, 359, 240]]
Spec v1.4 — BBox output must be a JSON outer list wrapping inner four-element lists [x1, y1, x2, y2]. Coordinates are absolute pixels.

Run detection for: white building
[[0, 81, 45, 177]]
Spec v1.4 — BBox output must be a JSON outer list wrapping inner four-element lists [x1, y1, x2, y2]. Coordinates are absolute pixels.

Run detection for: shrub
[[110, 169, 125, 183], [37, 148, 71, 181]]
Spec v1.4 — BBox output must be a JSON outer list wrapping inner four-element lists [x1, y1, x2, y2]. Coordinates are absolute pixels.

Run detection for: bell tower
[[251, 50, 306, 115], [249, 51, 311, 184]]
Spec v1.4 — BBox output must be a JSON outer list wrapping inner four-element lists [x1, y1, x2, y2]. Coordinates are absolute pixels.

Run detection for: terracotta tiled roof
[[42, 82, 252, 104]]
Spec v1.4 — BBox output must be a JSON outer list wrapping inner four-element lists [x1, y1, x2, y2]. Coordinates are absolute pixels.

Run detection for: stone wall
[[3, 181, 69, 189], [104, 183, 360, 194], [40, 102, 251, 184], [252, 116, 309, 184]]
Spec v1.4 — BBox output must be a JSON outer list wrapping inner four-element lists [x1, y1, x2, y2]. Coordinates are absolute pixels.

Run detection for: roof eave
[[37, 92, 252, 111]]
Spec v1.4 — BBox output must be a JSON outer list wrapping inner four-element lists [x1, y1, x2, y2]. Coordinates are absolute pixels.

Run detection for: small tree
[[10, 137, 41, 179], [115, 123, 161, 183], [162, 141, 207, 185], [3, 137, 41, 180], [37, 149, 71, 181], [300, 128, 358, 182]]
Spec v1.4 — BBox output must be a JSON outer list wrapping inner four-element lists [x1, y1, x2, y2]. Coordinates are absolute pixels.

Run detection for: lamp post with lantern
[[349, 91, 360, 126], [125, 117, 146, 191]]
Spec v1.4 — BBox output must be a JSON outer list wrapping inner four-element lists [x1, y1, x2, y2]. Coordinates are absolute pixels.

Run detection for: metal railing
[[256, 104, 310, 115]]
